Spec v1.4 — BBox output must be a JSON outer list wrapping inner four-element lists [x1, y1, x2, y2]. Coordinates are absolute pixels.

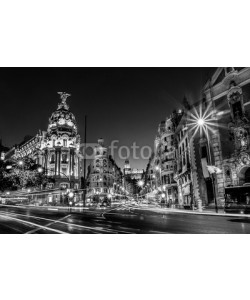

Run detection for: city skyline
[[0, 68, 214, 170]]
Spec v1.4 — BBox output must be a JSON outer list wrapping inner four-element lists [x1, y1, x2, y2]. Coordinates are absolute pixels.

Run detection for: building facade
[[174, 110, 195, 206], [194, 67, 250, 207], [123, 159, 144, 196], [4, 92, 82, 190], [143, 68, 250, 209], [86, 138, 123, 204], [145, 67, 250, 209], [143, 112, 183, 204]]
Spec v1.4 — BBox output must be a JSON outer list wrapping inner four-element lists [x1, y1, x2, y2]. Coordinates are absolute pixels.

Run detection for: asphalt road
[[0, 205, 250, 233]]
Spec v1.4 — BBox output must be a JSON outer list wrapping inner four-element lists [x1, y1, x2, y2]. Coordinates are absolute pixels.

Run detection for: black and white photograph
[[1, 1, 249, 300], [1, 67, 250, 234]]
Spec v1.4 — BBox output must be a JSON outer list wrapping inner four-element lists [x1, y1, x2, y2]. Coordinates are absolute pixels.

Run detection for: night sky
[[0, 68, 214, 170]]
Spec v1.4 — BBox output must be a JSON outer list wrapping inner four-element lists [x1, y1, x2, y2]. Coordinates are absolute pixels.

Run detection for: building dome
[[47, 92, 78, 137]]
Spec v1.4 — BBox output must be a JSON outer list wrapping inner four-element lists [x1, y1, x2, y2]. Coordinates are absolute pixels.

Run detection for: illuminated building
[[174, 107, 195, 206], [5, 92, 82, 191], [152, 114, 182, 203], [190, 67, 250, 207], [123, 160, 144, 195], [124, 160, 143, 180], [86, 138, 123, 203]]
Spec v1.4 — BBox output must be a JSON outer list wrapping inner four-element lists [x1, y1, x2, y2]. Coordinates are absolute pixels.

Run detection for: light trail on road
[[0, 211, 125, 234], [0, 213, 69, 234]]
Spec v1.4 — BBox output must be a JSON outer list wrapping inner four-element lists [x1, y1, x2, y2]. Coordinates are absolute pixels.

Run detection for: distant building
[[86, 138, 123, 203], [123, 159, 144, 195], [124, 159, 144, 180]]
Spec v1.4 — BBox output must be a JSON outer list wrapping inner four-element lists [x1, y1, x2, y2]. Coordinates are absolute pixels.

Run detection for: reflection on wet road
[[1, 205, 250, 234]]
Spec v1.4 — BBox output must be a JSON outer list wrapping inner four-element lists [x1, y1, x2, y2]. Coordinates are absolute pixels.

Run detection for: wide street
[[0, 204, 250, 233]]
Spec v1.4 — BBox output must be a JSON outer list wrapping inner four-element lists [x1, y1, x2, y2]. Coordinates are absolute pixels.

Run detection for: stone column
[[58, 148, 61, 177], [211, 133, 224, 206], [189, 135, 202, 210], [55, 149, 58, 176]]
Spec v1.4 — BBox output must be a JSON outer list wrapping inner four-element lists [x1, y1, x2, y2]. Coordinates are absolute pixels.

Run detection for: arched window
[[245, 168, 250, 183], [226, 169, 231, 178], [51, 154, 55, 163], [62, 154, 67, 163]]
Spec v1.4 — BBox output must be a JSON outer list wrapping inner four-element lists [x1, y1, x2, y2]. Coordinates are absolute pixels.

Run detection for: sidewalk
[[132, 205, 250, 218]]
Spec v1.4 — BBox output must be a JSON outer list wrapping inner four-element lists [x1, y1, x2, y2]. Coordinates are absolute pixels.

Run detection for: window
[[49, 168, 55, 175], [201, 146, 207, 159], [63, 139, 67, 147], [226, 169, 231, 179], [232, 101, 243, 118], [62, 154, 67, 162], [51, 154, 55, 163]]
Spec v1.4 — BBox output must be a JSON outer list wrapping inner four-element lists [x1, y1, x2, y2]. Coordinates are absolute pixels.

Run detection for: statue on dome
[[57, 92, 71, 104]]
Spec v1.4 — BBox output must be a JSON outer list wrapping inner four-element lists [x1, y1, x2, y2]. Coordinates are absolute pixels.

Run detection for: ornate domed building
[[5, 92, 82, 191], [41, 92, 82, 189]]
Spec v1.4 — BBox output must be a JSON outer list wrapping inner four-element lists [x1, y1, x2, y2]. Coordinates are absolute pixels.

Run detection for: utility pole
[[83, 115, 87, 207]]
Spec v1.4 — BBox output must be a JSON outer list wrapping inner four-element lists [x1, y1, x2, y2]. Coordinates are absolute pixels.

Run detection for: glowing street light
[[37, 167, 43, 173], [18, 160, 24, 166], [187, 105, 218, 213], [197, 118, 205, 126], [137, 180, 144, 187], [68, 191, 74, 199]]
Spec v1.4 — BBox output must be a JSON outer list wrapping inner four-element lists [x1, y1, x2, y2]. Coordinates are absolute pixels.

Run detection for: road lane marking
[[25, 215, 71, 234], [0, 211, 120, 234], [0, 213, 68, 234]]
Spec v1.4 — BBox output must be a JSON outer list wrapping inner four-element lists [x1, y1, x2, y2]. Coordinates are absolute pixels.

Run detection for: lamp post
[[107, 193, 112, 207], [68, 191, 74, 212], [197, 118, 218, 213], [137, 180, 144, 205], [155, 166, 163, 204]]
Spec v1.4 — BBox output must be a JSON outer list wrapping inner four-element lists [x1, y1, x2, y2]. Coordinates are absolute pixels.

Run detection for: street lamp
[[155, 165, 163, 198], [197, 118, 205, 126], [37, 167, 43, 173], [107, 193, 112, 207], [68, 191, 74, 212], [18, 160, 24, 166], [196, 117, 218, 213]]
